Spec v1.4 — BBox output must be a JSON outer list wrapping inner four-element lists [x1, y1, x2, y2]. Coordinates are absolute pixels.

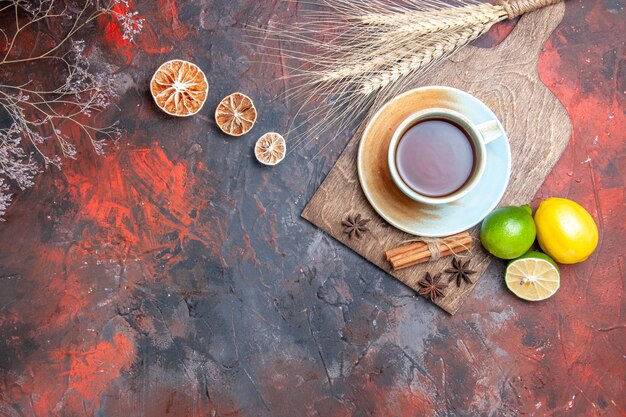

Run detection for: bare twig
[[0, 0, 144, 219]]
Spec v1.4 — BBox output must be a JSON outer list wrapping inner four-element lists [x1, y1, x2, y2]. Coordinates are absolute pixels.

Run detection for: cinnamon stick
[[384, 232, 470, 261], [386, 232, 473, 270], [384, 241, 428, 260], [391, 237, 472, 270], [390, 245, 432, 265]]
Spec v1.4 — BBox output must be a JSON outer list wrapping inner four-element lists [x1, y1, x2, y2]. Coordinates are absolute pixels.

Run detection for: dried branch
[[0, 0, 144, 220]]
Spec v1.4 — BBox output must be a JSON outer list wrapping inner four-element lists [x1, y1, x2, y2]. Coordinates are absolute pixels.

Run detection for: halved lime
[[505, 251, 560, 301]]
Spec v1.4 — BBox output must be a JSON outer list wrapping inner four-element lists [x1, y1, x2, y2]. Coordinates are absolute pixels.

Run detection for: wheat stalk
[[317, 3, 507, 83], [250, 0, 562, 153], [360, 24, 492, 95], [359, 3, 505, 32]]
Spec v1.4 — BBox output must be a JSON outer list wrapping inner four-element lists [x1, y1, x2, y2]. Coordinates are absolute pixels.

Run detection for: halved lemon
[[505, 251, 560, 301], [150, 59, 208, 117]]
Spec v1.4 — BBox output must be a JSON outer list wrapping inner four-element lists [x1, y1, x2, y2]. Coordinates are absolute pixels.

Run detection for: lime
[[534, 197, 598, 264], [480, 205, 536, 259], [505, 251, 560, 301]]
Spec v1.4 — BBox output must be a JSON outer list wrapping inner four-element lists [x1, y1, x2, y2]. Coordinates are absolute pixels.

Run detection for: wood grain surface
[[302, 2, 571, 314]]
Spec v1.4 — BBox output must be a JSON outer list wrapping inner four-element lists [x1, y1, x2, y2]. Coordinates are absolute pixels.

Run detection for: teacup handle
[[476, 120, 502, 145]]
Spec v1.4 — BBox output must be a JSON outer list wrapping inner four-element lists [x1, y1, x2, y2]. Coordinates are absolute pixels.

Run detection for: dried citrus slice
[[150, 59, 208, 117], [215, 92, 257, 136], [255, 132, 286, 166]]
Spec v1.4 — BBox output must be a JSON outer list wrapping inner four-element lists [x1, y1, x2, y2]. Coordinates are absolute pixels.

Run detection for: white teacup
[[388, 108, 502, 205]]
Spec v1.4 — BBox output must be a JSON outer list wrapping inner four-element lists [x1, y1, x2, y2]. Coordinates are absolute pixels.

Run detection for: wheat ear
[[318, 5, 503, 84], [358, 3, 506, 33], [357, 0, 561, 95], [250, 0, 563, 152], [360, 25, 491, 95]]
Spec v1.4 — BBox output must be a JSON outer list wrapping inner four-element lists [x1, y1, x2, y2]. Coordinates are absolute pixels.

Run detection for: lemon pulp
[[505, 257, 560, 301]]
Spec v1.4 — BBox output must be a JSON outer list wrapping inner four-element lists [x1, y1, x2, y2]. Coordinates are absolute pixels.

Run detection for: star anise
[[445, 257, 476, 287], [418, 272, 448, 301], [341, 213, 370, 239]]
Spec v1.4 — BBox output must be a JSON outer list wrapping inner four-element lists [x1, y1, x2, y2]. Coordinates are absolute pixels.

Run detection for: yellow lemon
[[534, 198, 598, 264]]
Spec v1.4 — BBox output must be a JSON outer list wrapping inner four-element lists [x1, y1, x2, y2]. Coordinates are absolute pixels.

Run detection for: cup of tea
[[387, 108, 502, 205]]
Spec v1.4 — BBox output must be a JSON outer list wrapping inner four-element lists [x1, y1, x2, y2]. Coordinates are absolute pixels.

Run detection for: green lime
[[505, 251, 560, 301], [480, 204, 536, 259], [511, 250, 559, 271]]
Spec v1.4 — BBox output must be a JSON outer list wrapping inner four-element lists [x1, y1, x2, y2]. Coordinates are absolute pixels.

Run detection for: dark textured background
[[0, 1, 624, 416]]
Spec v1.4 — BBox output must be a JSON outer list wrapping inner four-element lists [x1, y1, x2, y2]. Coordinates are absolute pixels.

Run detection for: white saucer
[[357, 86, 511, 237]]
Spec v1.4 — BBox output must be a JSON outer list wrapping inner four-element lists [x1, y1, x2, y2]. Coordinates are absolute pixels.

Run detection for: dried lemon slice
[[150, 59, 208, 117], [215, 92, 257, 136], [255, 132, 286, 166]]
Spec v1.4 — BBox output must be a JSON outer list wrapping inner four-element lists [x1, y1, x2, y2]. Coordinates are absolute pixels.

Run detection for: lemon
[[480, 205, 536, 259], [505, 251, 560, 301], [534, 198, 598, 264]]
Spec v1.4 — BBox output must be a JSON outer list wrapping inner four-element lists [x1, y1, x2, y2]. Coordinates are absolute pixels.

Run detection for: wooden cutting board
[[302, 3, 571, 314]]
